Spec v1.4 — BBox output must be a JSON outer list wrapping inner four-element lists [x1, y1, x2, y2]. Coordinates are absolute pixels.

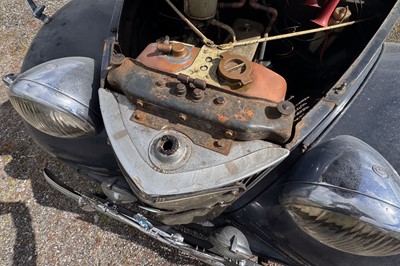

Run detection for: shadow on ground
[[0, 99, 202, 265], [0, 202, 37, 266]]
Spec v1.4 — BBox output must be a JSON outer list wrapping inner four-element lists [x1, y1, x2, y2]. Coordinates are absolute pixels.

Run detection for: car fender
[[20, 0, 121, 179]]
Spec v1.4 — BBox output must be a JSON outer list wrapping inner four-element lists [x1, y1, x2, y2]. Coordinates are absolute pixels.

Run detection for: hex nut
[[178, 114, 187, 122], [277, 101, 295, 116], [192, 88, 204, 102], [136, 99, 144, 108], [214, 96, 227, 105], [224, 130, 235, 139], [110, 53, 125, 67], [176, 83, 187, 97]]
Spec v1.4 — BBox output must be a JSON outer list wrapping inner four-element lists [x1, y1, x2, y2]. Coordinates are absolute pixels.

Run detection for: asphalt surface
[[0, 1, 399, 266]]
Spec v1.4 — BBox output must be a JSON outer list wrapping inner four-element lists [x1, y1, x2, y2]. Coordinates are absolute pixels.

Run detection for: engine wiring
[[217, 18, 371, 49], [164, 0, 371, 52]]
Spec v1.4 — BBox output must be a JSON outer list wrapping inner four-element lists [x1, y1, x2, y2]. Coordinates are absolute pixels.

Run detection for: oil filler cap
[[218, 52, 253, 86]]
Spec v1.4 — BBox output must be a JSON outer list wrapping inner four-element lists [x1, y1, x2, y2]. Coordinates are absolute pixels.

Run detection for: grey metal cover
[[99, 88, 289, 196]]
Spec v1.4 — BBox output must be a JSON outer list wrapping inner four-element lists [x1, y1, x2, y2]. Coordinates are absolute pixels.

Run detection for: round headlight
[[281, 136, 400, 256], [8, 57, 100, 138], [282, 185, 400, 256], [9, 97, 95, 138]]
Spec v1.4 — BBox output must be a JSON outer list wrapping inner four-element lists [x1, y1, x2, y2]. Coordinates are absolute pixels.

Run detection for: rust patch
[[131, 109, 233, 155], [245, 109, 254, 117], [154, 92, 168, 100], [233, 109, 254, 122], [234, 113, 248, 122], [217, 114, 229, 122], [108, 59, 295, 144]]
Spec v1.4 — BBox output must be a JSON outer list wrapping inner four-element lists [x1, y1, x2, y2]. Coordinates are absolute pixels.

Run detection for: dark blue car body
[[16, 0, 400, 264]]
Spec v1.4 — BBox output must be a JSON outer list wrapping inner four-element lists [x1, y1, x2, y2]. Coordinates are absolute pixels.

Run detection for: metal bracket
[[43, 168, 262, 265], [25, 0, 51, 24], [2, 73, 19, 86]]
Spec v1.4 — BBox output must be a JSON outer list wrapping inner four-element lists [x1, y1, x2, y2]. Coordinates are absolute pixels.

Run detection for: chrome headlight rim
[[281, 182, 400, 227], [279, 135, 400, 256], [7, 57, 101, 138]]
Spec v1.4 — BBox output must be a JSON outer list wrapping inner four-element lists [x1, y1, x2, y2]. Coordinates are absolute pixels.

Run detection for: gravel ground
[[0, 1, 203, 265], [0, 1, 399, 266]]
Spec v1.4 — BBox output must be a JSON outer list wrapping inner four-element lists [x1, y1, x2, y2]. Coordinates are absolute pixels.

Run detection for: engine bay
[[114, 0, 393, 140], [102, 0, 395, 224]]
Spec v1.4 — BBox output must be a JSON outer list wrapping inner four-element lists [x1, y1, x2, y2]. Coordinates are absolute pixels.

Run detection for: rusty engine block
[[107, 40, 294, 155]]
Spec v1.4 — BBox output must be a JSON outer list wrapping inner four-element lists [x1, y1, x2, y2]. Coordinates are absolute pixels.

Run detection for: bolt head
[[178, 114, 187, 122], [193, 89, 202, 96], [215, 96, 227, 105], [192, 89, 204, 101], [277, 101, 295, 116], [136, 100, 144, 108], [134, 113, 142, 120], [214, 140, 225, 148], [110, 53, 125, 67], [176, 83, 187, 96], [155, 80, 163, 87], [224, 130, 234, 139]]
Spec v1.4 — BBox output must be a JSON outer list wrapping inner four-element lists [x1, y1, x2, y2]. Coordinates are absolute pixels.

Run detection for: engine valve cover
[[137, 42, 288, 103], [107, 58, 294, 154]]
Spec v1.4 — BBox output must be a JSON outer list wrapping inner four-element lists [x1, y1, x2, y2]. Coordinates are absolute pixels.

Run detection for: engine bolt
[[214, 96, 227, 105], [231, 190, 239, 195], [176, 83, 187, 97], [136, 100, 144, 108], [214, 140, 225, 148], [155, 80, 163, 87], [134, 113, 142, 120], [277, 101, 295, 116], [224, 130, 235, 139], [178, 114, 187, 122], [110, 53, 125, 67], [192, 88, 204, 102]]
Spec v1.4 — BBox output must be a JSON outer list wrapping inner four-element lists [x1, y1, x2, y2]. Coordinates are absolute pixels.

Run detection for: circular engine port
[[158, 135, 180, 156], [149, 130, 192, 171]]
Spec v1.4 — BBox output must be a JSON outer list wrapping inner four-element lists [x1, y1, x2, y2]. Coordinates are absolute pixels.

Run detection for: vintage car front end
[[4, 0, 400, 265]]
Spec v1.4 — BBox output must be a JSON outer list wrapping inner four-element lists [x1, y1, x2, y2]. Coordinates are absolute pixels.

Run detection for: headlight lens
[[284, 203, 400, 256], [280, 136, 400, 257], [10, 97, 95, 138], [7, 57, 100, 138]]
